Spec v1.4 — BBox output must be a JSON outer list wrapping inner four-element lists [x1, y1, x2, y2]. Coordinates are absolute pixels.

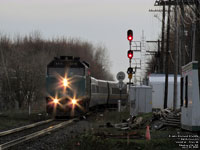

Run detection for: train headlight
[[53, 98, 58, 104], [63, 78, 68, 87], [72, 99, 77, 105]]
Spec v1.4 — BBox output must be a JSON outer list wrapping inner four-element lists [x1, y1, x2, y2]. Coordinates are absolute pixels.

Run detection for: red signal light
[[127, 30, 133, 41], [127, 50, 133, 59], [128, 36, 133, 41], [128, 53, 133, 58]]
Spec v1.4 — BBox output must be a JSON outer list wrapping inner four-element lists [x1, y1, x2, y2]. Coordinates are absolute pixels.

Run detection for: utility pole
[[195, 0, 200, 60], [161, 4, 166, 73], [192, 23, 196, 61], [149, 6, 165, 73], [173, 1, 178, 110], [150, 4, 166, 73], [180, 3, 185, 68], [195, 1, 200, 92], [146, 40, 161, 73], [164, 0, 171, 109]]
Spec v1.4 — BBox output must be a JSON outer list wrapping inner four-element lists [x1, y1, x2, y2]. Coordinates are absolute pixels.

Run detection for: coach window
[[185, 76, 188, 108], [112, 88, 120, 94], [96, 86, 99, 93], [92, 85, 96, 93], [99, 87, 107, 93], [121, 88, 127, 94]]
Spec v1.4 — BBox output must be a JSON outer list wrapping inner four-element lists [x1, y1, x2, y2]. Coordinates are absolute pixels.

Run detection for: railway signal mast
[[127, 29, 134, 84]]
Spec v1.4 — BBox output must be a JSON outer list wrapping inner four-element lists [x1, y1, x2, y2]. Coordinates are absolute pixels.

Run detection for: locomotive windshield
[[46, 76, 86, 98], [48, 67, 85, 76]]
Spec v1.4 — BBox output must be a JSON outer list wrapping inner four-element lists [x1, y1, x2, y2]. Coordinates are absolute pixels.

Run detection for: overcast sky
[[0, 0, 162, 81]]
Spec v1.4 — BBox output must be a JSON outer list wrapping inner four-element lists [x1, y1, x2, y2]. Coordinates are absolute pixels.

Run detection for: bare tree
[[0, 33, 114, 112]]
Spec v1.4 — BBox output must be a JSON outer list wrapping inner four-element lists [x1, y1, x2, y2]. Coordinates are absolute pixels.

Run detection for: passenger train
[[46, 56, 127, 116]]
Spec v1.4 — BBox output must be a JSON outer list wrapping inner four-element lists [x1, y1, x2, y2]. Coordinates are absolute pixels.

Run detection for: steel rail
[[0, 119, 53, 137], [0, 119, 75, 150]]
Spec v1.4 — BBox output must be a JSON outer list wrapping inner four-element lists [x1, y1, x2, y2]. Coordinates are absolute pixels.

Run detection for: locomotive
[[46, 56, 127, 117]]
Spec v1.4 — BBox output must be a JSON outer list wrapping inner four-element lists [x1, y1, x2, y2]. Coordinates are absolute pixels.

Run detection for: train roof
[[47, 56, 89, 68]]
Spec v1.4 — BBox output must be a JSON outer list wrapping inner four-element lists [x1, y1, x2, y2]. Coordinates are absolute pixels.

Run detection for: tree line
[[0, 33, 113, 111]]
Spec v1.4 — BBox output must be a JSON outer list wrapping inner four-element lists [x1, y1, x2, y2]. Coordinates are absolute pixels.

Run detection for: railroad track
[[0, 118, 76, 150], [0, 119, 53, 137]]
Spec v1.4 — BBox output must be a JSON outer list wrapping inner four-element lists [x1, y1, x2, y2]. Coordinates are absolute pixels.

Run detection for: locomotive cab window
[[48, 67, 84, 76]]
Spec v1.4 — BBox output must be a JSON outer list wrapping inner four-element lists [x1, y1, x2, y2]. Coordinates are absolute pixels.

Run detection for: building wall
[[149, 74, 181, 109]]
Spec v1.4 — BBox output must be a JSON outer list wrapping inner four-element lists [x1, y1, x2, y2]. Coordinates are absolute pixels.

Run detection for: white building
[[148, 74, 180, 109]]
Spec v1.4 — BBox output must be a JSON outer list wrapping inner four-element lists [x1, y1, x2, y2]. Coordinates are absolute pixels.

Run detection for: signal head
[[127, 67, 134, 74], [127, 30, 133, 41], [127, 50, 133, 59], [128, 73, 133, 80]]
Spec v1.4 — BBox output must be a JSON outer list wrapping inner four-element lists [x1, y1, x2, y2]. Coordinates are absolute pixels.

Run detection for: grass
[[137, 112, 153, 120], [96, 106, 131, 123], [59, 133, 179, 150]]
